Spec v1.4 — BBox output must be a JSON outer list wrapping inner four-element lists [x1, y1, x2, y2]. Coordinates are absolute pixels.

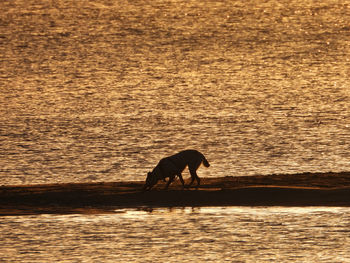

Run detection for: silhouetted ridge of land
[[1, 172, 350, 215]]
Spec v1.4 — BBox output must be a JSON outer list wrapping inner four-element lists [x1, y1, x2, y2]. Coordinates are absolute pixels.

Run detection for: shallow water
[[0, 207, 349, 262], [1, 0, 350, 185]]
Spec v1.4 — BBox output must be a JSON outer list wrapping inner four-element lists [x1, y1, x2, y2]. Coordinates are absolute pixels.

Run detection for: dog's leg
[[143, 184, 153, 191], [178, 173, 185, 189], [189, 168, 200, 189], [187, 176, 195, 188], [165, 175, 175, 190]]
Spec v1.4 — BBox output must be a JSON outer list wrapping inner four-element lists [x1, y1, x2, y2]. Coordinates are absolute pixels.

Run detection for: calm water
[[0, 207, 349, 262], [0, 0, 349, 185]]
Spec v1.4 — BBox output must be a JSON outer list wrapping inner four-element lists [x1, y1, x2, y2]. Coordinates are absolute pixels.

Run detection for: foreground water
[[0, 207, 349, 262], [1, 0, 350, 185]]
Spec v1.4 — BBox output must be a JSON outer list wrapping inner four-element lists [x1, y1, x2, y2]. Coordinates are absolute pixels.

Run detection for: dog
[[143, 149, 210, 190]]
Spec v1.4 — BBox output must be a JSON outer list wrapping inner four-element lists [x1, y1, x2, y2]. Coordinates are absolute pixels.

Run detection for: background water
[[0, 207, 349, 262], [1, 0, 350, 185]]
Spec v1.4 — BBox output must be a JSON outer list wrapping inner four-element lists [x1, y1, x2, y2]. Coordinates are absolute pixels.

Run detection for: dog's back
[[169, 149, 210, 171]]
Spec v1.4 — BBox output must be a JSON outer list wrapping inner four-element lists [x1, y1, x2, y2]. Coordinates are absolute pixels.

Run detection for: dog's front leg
[[164, 175, 174, 190], [178, 173, 185, 189]]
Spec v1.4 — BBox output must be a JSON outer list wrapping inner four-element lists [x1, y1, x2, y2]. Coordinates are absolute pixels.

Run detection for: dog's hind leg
[[187, 161, 201, 188], [191, 169, 201, 188], [188, 169, 201, 188], [187, 175, 195, 188]]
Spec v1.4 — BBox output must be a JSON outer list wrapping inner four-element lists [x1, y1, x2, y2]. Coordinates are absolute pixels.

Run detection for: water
[[0, 0, 349, 185], [0, 207, 349, 262], [2, 2, 350, 262]]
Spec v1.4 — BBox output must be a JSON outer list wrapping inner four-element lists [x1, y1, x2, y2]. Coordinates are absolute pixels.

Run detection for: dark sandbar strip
[[1, 172, 350, 215]]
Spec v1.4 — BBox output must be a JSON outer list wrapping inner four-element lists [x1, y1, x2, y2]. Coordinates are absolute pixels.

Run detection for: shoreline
[[1, 172, 350, 215]]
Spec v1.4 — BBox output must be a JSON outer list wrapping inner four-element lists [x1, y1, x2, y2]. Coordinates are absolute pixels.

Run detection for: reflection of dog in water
[[143, 149, 210, 190]]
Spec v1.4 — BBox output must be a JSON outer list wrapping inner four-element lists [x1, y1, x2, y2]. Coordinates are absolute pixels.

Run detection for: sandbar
[[1, 172, 350, 215]]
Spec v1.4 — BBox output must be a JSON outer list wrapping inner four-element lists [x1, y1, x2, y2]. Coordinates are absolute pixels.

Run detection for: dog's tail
[[202, 156, 210, 168]]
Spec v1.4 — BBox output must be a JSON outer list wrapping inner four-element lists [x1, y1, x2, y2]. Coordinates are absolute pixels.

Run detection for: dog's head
[[143, 171, 158, 190]]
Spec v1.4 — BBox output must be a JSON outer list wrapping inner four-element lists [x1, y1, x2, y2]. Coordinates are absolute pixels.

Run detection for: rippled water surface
[[1, 0, 350, 185], [2, 2, 350, 262], [0, 207, 349, 262]]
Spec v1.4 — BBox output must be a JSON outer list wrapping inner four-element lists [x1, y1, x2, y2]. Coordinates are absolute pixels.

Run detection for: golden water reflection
[[1, 207, 349, 262], [1, 0, 350, 184]]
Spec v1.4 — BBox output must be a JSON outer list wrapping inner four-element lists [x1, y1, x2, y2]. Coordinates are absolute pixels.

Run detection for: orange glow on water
[[1, 0, 349, 185]]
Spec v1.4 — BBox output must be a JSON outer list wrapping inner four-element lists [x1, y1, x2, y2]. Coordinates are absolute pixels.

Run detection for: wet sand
[[1, 172, 350, 215]]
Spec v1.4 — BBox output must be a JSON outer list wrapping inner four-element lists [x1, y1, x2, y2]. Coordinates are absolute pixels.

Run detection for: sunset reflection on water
[[1, 0, 350, 185], [1, 207, 349, 262]]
